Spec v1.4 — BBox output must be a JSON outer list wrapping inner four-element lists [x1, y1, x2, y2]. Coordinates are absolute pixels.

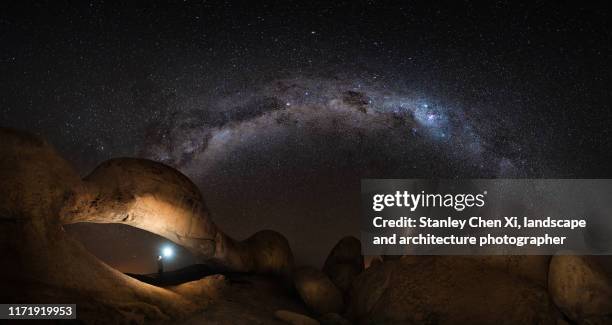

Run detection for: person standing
[[157, 255, 164, 279]]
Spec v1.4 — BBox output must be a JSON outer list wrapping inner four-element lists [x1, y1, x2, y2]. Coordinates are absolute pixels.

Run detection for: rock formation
[[322, 236, 364, 293], [346, 256, 562, 324], [0, 128, 198, 323], [464, 255, 551, 287], [293, 266, 344, 315], [275, 310, 321, 325], [0, 128, 294, 323], [59, 156, 293, 276], [318, 312, 352, 325], [549, 255, 612, 324]]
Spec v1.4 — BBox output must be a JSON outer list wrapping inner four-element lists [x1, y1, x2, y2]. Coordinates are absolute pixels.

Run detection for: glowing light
[[162, 246, 174, 258]]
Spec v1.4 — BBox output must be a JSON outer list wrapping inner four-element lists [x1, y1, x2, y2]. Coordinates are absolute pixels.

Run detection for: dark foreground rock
[[464, 255, 551, 287], [347, 256, 562, 324], [319, 312, 352, 325], [177, 273, 312, 325], [275, 310, 321, 325], [548, 255, 612, 324], [323, 236, 364, 293], [294, 266, 344, 315]]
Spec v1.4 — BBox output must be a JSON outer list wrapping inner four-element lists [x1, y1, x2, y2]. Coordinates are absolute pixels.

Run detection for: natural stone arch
[[58, 157, 293, 277], [0, 127, 295, 321], [0, 128, 199, 322], [60, 158, 220, 259], [0, 127, 292, 279]]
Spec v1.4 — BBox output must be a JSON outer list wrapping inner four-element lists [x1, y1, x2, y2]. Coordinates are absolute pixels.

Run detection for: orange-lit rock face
[[0, 129, 199, 322], [0, 127, 295, 322], [60, 158, 219, 258], [0, 127, 293, 275], [57, 157, 293, 276]]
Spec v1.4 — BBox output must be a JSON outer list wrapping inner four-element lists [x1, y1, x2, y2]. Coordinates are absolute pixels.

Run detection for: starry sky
[[2, 1, 611, 272]]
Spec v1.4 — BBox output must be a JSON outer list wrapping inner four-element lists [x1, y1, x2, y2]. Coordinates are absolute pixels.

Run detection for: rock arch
[[0, 127, 294, 320], [57, 157, 293, 276], [60, 158, 221, 259]]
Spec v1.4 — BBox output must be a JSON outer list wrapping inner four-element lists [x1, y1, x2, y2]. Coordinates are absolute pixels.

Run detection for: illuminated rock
[[0, 128, 294, 322], [0, 128, 198, 323], [57, 149, 293, 275], [60, 157, 219, 257]]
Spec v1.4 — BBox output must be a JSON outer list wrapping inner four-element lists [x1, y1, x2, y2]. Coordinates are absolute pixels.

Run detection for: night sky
[[2, 1, 611, 273]]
